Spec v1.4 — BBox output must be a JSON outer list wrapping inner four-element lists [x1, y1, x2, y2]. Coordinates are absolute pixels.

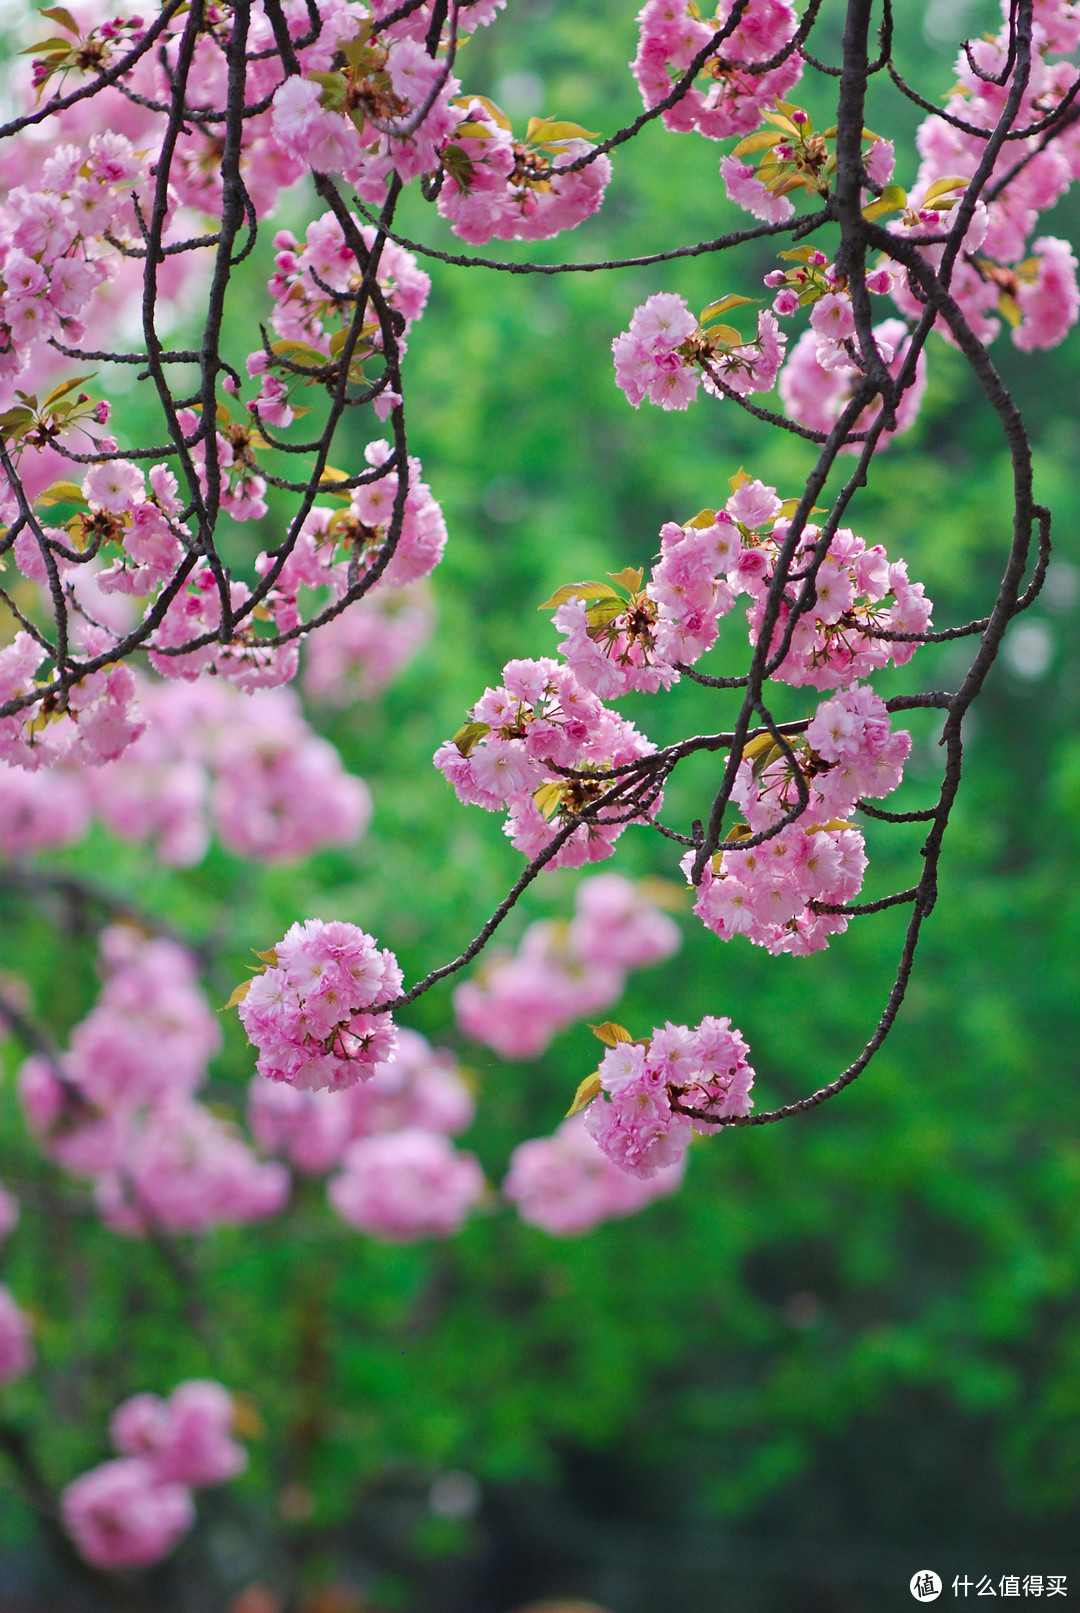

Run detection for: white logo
[[910, 1571, 942, 1602]]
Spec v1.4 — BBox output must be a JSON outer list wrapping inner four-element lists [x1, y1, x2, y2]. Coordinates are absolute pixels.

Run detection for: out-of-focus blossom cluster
[[0, 674, 371, 866], [61, 1380, 246, 1569], [248, 1026, 485, 1240], [19, 926, 289, 1235], [503, 1111, 685, 1234], [454, 872, 681, 1059]]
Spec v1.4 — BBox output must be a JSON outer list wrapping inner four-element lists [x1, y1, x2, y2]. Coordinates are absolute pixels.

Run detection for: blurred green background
[[2, 0, 1080, 1605]]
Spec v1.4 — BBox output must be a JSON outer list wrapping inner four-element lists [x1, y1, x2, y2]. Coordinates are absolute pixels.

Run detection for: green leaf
[[998, 291, 1022, 329], [21, 36, 73, 53], [565, 1072, 603, 1117], [700, 294, 756, 322], [271, 339, 329, 370], [778, 497, 827, 519], [732, 130, 782, 158], [536, 580, 619, 610], [607, 566, 643, 593], [317, 466, 353, 497], [923, 174, 969, 207], [35, 479, 87, 508], [585, 597, 626, 629], [39, 6, 80, 33], [525, 117, 600, 145], [760, 109, 801, 136], [703, 322, 745, 348], [533, 779, 566, 819], [308, 69, 347, 109], [452, 120, 493, 140], [723, 822, 754, 842], [751, 741, 786, 780], [453, 93, 511, 130], [0, 407, 34, 437], [452, 720, 491, 757], [741, 732, 777, 765], [589, 1021, 633, 1047], [441, 144, 476, 188], [861, 184, 907, 223]]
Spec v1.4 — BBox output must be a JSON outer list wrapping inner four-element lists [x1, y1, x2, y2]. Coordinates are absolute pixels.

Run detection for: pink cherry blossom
[[61, 1459, 195, 1569]]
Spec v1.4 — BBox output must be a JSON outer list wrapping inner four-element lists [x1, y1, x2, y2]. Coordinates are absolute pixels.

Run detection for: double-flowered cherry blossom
[[580, 1016, 756, 1178], [632, 0, 803, 143], [62, 1380, 247, 1569], [687, 685, 910, 956], [237, 918, 402, 1092], [436, 97, 611, 244], [434, 657, 658, 868], [612, 291, 785, 412]]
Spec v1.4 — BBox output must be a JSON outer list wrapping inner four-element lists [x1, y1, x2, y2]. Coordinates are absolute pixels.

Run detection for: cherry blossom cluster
[[249, 211, 431, 428], [268, 21, 461, 201], [264, 438, 448, 609], [577, 1017, 756, 1178], [0, 631, 144, 772], [61, 1380, 247, 1570], [454, 872, 681, 1059], [719, 100, 894, 224], [886, 0, 1080, 353], [686, 686, 910, 956], [632, 0, 803, 143], [503, 1111, 685, 1235], [612, 290, 786, 412], [435, 98, 612, 244], [267, 14, 612, 237], [0, 674, 371, 865], [236, 918, 402, 1092], [547, 474, 930, 698], [434, 657, 658, 868], [0, 129, 147, 400], [19, 926, 289, 1234], [0, 4, 460, 753]]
